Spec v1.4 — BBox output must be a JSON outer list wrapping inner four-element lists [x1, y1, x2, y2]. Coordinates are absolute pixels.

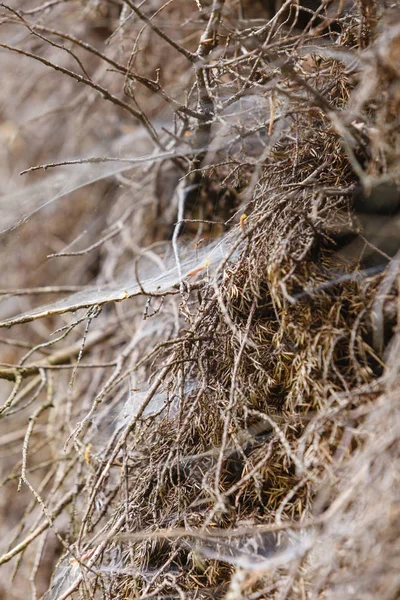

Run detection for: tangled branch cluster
[[0, 1, 399, 599]]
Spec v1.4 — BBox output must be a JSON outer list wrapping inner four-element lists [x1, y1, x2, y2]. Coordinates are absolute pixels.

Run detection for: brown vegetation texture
[[0, 1, 399, 599]]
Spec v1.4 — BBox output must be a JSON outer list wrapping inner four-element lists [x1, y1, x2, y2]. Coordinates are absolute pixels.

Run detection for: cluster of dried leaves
[[0, 1, 399, 599]]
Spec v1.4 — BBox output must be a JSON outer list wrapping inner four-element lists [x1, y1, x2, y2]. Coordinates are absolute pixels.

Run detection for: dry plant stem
[[103, 334, 200, 393], [0, 361, 117, 373], [172, 180, 190, 291], [115, 463, 371, 545], [278, 556, 307, 600], [7, 464, 67, 560], [0, 43, 161, 148], [29, 531, 47, 600], [0, 487, 82, 566], [191, 0, 227, 164], [57, 512, 130, 600], [371, 251, 400, 353], [0, 10, 202, 119], [248, 410, 317, 482], [195, 0, 226, 111], [20, 314, 87, 366], [66, 333, 141, 444], [47, 224, 124, 258], [214, 300, 256, 499], [0, 285, 84, 296], [158, 385, 205, 488], [123, 0, 178, 97], [0, 3, 91, 79], [4, 17, 203, 120], [264, 0, 296, 45], [18, 146, 207, 176], [19, 388, 53, 492], [122, 0, 196, 63], [20, 0, 76, 15], [0, 337, 50, 352], [1, 458, 59, 486], [69, 306, 101, 389], [12, 438, 72, 538], [0, 372, 23, 414], [221, 440, 274, 498], [0, 426, 46, 448], [3, 377, 45, 417], [0, 324, 115, 382], [77, 358, 175, 545], [6, 371, 47, 418]]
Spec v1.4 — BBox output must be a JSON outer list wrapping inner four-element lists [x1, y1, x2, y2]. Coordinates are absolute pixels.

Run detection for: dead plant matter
[[0, 1, 399, 599]]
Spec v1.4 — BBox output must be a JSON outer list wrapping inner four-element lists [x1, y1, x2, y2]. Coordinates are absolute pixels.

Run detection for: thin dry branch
[[0, 42, 161, 147]]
